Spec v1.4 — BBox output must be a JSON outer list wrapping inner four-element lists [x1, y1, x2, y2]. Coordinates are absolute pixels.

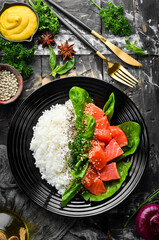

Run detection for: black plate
[[7, 76, 149, 217]]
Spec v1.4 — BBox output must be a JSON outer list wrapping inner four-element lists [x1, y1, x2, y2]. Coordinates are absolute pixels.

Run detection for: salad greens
[[125, 38, 148, 56], [29, 0, 59, 34], [69, 86, 93, 130], [103, 92, 115, 123], [49, 46, 75, 77], [0, 36, 36, 77], [90, 0, 132, 36], [62, 179, 82, 207], [118, 122, 141, 160], [62, 87, 141, 207], [82, 161, 132, 201]]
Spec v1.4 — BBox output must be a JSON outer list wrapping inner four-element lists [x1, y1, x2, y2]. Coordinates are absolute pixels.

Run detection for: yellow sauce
[[0, 5, 38, 41]]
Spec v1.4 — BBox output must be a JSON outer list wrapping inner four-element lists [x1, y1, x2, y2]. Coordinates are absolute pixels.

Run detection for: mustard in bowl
[[0, 2, 39, 42]]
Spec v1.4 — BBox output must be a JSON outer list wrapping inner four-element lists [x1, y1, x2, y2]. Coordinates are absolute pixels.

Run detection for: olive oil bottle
[[0, 210, 29, 240]]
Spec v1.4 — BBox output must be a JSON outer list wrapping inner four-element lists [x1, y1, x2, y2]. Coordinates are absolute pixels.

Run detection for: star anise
[[38, 32, 56, 47], [58, 40, 76, 60]]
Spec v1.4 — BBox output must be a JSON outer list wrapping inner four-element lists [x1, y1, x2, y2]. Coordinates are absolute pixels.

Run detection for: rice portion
[[30, 100, 76, 195]]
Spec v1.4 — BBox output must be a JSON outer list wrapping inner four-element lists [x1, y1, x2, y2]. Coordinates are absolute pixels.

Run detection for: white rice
[[30, 100, 76, 195]]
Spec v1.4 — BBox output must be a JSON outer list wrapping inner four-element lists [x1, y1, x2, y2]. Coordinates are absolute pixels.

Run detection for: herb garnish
[[125, 37, 148, 56], [29, 0, 59, 34], [0, 37, 36, 77], [49, 46, 75, 77], [90, 0, 132, 36]]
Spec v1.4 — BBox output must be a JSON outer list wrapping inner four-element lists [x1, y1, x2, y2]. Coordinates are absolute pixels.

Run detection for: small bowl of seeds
[[0, 64, 23, 104]]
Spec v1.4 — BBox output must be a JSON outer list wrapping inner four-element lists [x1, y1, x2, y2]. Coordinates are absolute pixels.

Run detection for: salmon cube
[[104, 139, 124, 162], [82, 163, 98, 188], [95, 116, 110, 129], [86, 178, 107, 195], [109, 126, 128, 147], [95, 128, 112, 144], [85, 103, 104, 121], [99, 162, 120, 181], [89, 143, 107, 170]]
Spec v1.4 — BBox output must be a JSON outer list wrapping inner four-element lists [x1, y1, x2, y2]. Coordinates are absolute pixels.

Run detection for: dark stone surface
[[0, 0, 159, 239]]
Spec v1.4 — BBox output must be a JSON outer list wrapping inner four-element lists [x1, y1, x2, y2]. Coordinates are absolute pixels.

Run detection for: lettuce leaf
[[103, 92, 115, 123], [62, 179, 82, 207], [69, 86, 93, 130], [82, 161, 132, 201], [118, 121, 141, 159]]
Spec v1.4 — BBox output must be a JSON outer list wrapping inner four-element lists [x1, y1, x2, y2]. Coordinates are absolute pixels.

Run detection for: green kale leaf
[[29, 0, 59, 34]]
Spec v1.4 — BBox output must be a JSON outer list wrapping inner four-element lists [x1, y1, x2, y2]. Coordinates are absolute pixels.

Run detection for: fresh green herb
[[29, 0, 59, 34], [62, 179, 82, 207], [69, 86, 93, 130], [0, 37, 36, 77], [82, 161, 132, 201], [118, 121, 141, 160], [49, 45, 56, 70], [90, 0, 132, 36], [49, 46, 75, 77], [62, 87, 95, 206], [103, 92, 115, 123], [124, 188, 159, 227], [125, 38, 148, 56]]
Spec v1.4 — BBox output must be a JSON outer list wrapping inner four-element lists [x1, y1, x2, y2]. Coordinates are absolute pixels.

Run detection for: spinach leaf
[[56, 57, 75, 75], [49, 48, 75, 77], [125, 38, 148, 56], [118, 121, 141, 159], [50, 64, 61, 77], [62, 179, 82, 207], [71, 161, 89, 178], [49, 46, 56, 70], [81, 114, 96, 140], [82, 161, 132, 201], [69, 86, 93, 130], [103, 92, 115, 123]]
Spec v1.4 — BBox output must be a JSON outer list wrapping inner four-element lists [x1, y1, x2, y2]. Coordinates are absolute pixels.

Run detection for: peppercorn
[[0, 70, 19, 101]]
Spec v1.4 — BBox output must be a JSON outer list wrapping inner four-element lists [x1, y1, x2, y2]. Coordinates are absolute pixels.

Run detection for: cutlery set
[[46, 0, 142, 87]]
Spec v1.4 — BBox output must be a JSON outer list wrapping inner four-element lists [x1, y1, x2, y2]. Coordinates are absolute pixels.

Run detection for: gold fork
[[96, 51, 138, 88], [51, 9, 138, 87]]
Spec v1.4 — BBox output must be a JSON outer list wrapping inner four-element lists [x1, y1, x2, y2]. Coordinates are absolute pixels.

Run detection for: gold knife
[[46, 0, 142, 67], [91, 30, 142, 67]]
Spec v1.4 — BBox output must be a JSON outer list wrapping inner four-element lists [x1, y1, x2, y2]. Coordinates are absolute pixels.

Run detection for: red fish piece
[[85, 103, 105, 121], [89, 143, 107, 170], [99, 162, 120, 181], [82, 163, 98, 188], [87, 178, 107, 195], [95, 116, 110, 129], [95, 128, 112, 144], [104, 139, 124, 162], [109, 126, 128, 147]]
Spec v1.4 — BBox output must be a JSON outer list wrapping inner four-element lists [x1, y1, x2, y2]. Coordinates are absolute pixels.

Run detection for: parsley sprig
[[29, 0, 59, 34], [0, 37, 36, 77], [90, 0, 132, 36]]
